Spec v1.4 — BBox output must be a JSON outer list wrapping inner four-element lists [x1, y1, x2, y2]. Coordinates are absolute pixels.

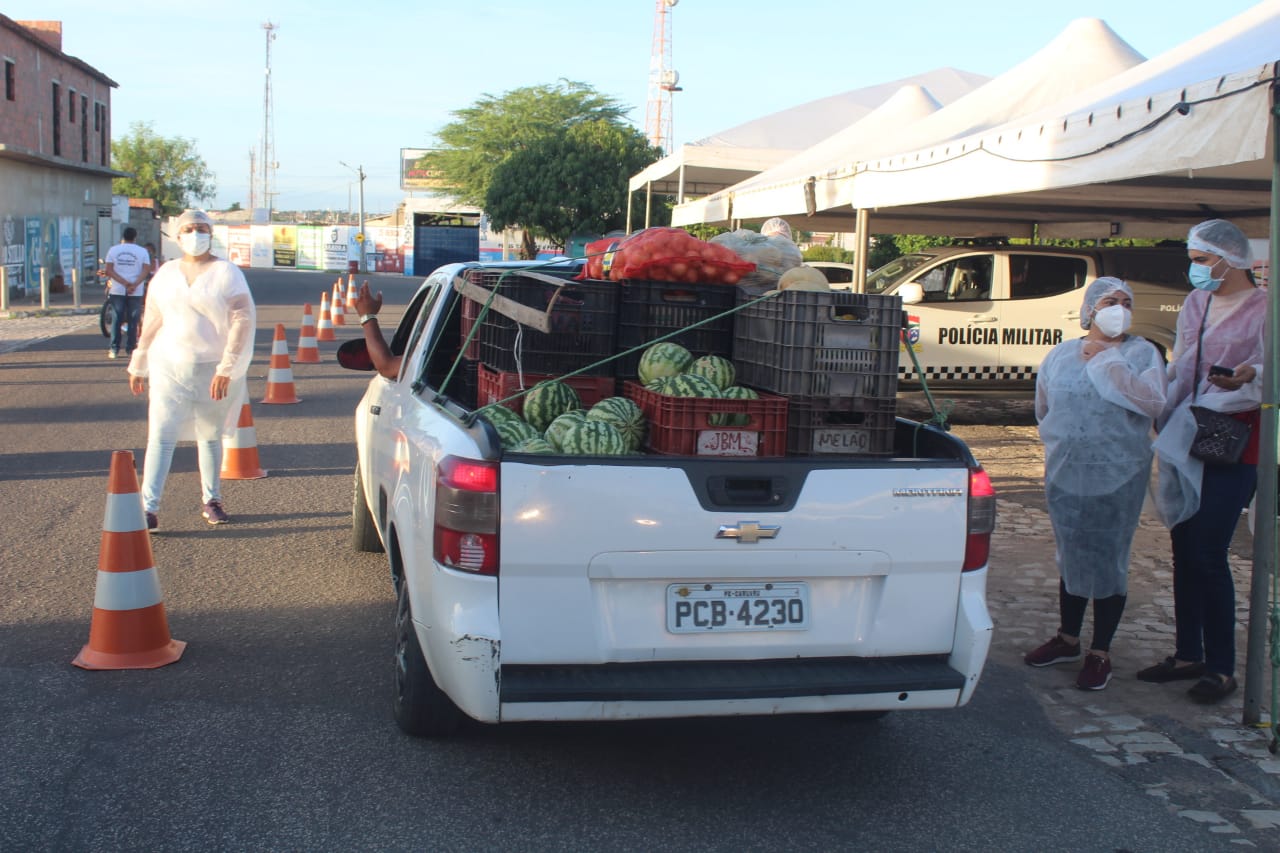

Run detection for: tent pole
[[645, 183, 653, 230], [1244, 84, 1280, 727], [854, 209, 870, 294], [626, 189, 633, 234]]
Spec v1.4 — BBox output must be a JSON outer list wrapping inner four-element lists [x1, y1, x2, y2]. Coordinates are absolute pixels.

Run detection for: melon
[[637, 342, 693, 386], [709, 385, 759, 426], [778, 265, 831, 292], [544, 409, 590, 452], [522, 380, 581, 432], [557, 419, 628, 455], [687, 355, 735, 391], [587, 396, 645, 451]]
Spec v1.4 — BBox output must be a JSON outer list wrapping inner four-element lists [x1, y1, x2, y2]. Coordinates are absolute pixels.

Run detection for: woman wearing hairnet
[[127, 209, 256, 530], [1025, 276, 1167, 690], [1139, 219, 1264, 703]]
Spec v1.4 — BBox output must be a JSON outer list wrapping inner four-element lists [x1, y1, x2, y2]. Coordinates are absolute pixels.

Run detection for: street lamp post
[[340, 161, 367, 273]]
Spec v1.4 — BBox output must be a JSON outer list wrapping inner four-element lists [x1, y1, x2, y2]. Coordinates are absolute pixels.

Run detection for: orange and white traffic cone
[[295, 303, 321, 364], [73, 450, 186, 670], [221, 402, 268, 479], [331, 281, 346, 326], [316, 293, 337, 342], [345, 275, 358, 313], [261, 323, 301, 404]]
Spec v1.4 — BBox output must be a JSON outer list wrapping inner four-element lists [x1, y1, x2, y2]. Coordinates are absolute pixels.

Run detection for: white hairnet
[[759, 218, 792, 240], [1079, 276, 1132, 329], [175, 209, 213, 232], [1187, 219, 1252, 269]]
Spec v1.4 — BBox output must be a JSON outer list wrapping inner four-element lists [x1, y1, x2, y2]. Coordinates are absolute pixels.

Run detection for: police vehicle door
[[900, 253, 998, 382], [997, 253, 1089, 381]]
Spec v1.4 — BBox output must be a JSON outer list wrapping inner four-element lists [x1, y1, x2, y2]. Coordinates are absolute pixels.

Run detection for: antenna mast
[[260, 21, 278, 218], [248, 148, 256, 211], [644, 0, 681, 154]]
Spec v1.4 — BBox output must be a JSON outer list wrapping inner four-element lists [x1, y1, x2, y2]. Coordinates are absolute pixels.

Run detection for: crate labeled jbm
[[623, 380, 787, 457], [734, 290, 904, 399], [476, 363, 617, 416], [458, 268, 616, 376], [613, 280, 737, 380]]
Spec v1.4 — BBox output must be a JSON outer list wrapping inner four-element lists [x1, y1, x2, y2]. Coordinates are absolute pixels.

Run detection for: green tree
[[484, 121, 662, 254], [111, 122, 214, 215], [426, 79, 632, 210]]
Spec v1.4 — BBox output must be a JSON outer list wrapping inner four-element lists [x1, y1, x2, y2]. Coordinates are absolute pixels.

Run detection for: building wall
[[0, 21, 112, 165], [0, 158, 111, 293]]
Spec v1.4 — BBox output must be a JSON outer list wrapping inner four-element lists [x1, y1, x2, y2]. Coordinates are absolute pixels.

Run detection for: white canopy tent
[[672, 17, 1149, 230], [625, 67, 987, 229]]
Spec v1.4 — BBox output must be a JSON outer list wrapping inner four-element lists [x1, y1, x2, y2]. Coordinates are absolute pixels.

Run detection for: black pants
[[1060, 579, 1126, 653]]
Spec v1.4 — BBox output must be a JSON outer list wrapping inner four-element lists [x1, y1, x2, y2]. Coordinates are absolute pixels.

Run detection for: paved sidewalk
[[0, 288, 102, 354]]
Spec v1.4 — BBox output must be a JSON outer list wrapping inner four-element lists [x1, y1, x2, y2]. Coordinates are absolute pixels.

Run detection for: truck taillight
[[434, 456, 499, 575], [962, 467, 996, 572]]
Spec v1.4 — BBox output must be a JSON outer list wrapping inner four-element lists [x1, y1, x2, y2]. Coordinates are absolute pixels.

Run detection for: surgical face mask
[[1092, 304, 1131, 338], [180, 230, 211, 257], [1188, 258, 1224, 291]]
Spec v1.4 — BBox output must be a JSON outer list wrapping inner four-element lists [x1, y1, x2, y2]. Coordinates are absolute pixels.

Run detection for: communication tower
[[644, 0, 681, 154], [260, 21, 279, 216]]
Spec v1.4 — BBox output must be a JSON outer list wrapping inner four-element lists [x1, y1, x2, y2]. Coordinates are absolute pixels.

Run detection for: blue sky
[[16, 0, 1267, 214]]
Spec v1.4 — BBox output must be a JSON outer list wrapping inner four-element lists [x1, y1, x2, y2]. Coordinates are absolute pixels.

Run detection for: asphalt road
[[0, 269, 1246, 851]]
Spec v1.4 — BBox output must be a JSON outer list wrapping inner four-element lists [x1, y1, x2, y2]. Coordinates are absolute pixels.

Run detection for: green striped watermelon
[[492, 416, 541, 449], [709, 385, 759, 426], [668, 373, 722, 398], [544, 410, 590, 452], [510, 435, 555, 454], [478, 403, 522, 426], [645, 375, 681, 395], [637, 342, 693, 386], [522, 380, 581, 432], [687, 355, 736, 390], [587, 396, 645, 451], [557, 419, 628, 455]]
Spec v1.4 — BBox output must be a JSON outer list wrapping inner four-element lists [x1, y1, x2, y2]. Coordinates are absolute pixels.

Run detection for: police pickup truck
[[829, 246, 1188, 388], [341, 261, 996, 737]]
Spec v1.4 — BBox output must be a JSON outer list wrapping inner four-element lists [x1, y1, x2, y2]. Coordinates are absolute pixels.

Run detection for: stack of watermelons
[[637, 342, 758, 426]]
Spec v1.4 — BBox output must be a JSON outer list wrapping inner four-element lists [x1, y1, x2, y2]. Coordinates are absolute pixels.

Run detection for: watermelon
[[510, 435, 555, 454], [668, 373, 722, 398], [556, 419, 628, 455], [645, 375, 682, 395], [477, 403, 522, 426], [587, 396, 645, 451], [687, 355, 736, 390], [544, 409, 590, 452], [709, 385, 759, 426], [522, 380, 581, 432], [637, 342, 693, 386], [492, 416, 541, 449]]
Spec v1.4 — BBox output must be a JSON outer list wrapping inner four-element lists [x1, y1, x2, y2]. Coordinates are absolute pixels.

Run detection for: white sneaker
[[107, 350, 118, 359]]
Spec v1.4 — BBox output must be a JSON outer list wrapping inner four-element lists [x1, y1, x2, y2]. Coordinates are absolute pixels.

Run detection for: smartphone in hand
[[1209, 365, 1235, 378]]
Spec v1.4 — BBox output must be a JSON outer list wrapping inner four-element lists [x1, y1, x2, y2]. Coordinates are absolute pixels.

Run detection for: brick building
[[0, 16, 122, 297]]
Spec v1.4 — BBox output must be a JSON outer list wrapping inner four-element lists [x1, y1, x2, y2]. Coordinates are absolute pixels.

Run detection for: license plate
[[813, 428, 871, 453], [666, 582, 810, 633]]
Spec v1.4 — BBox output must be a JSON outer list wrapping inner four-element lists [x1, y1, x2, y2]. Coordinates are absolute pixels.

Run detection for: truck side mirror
[[898, 282, 924, 305], [336, 338, 375, 371]]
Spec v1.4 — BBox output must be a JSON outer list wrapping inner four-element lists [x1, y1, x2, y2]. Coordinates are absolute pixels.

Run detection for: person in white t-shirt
[[103, 226, 151, 359]]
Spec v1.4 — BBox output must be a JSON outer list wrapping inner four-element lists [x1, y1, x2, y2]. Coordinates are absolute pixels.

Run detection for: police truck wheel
[[393, 576, 462, 737], [351, 466, 384, 553]]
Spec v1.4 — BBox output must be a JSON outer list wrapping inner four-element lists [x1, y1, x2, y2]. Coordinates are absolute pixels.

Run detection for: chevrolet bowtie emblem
[[717, 521, 781, 544]]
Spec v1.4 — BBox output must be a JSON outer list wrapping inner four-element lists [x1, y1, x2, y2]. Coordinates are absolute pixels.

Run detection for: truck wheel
[[393, 577, 462, 737], [351, 466, 384, 553]]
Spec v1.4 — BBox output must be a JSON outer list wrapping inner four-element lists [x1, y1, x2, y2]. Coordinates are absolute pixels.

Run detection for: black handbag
[[1188, 296, 1251, 465]]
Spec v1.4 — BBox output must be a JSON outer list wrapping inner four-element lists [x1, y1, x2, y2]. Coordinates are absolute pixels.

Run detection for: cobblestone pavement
[[6, 310, 1280, 840], [0, 297, 98, 354]]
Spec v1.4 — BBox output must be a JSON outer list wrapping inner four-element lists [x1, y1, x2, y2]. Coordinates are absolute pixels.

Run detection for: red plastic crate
[[623, 381, 787, 457], [477, 363, 617, 416]]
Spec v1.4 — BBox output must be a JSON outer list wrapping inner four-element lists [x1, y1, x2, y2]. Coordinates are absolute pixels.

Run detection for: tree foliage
[[111, 122, 214, 215], [426, 79, 633, 209], [484, 121, 661, 252]]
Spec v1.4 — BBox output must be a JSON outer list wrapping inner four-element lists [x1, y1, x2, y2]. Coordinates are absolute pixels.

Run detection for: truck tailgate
[[497, 460, 969, 665]]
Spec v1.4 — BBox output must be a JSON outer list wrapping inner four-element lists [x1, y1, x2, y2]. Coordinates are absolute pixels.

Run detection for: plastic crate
[[623, 381, 787, 457], [613, 279, 738, 379], [462, 269, 617, 376], [786, 396, 896, 456], [477, 363, 617, 416], [733, 290, 903, 399]]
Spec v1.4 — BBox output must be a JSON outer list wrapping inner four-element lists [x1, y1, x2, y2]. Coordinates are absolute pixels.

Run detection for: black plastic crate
[[613, 279, 738, 379], [733, 290, 903, 399], [786, 396, 897, 456], [464, 269, 617, 377]]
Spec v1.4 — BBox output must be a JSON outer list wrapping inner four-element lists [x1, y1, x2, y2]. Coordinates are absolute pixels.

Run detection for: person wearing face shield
[[126, 209, 257, 530], [1140, 219, 1265, 703], [1024, 277, 1167, 690]]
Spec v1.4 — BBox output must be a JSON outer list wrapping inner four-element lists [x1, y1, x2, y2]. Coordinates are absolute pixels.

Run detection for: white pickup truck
[[341, 261, 996, 737]]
